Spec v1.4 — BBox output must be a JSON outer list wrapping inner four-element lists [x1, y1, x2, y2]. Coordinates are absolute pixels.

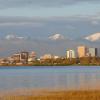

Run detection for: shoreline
[[0, 64, 99, 67], [1, 89, 100, 100]]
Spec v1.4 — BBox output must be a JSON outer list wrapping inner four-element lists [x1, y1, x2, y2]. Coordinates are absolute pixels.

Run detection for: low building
[[12, 53, 20, 63], [0, 58, 9, 65], [53, 56, 60, 59], [7, 57, 15, 64], [28, 51, 36, 63], [40, 54, 53, 60], [12, 52, 29, 64], [29, 51, 36, 58]]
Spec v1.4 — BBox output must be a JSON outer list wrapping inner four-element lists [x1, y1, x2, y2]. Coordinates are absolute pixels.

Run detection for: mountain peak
[[84, 33, 100, 42], [49, 33, 65, 40], [5, 34, 26, 40]]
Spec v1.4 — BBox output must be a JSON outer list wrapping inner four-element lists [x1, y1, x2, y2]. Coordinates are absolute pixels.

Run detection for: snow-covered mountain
[[84, 33, 100, 42], [49, 34, 65, 40], [5, 34, 26, 40]]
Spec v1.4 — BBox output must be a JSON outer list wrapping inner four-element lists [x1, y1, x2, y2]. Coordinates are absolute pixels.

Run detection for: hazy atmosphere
[[0, 0, 100, 57]]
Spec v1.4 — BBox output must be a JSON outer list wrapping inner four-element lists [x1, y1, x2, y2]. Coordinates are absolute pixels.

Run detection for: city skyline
[[0, 45, 99, 66], [0, 45, 99, 58]]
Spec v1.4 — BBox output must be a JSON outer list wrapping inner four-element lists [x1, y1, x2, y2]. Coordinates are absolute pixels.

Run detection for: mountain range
[[48, 34, 65, 40], [3, 32, 100, 42], [84, 33, 100, 42], [0, 33, 100, 57], [48, 33, 100, 42]]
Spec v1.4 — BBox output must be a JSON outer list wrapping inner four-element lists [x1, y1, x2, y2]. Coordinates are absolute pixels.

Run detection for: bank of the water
[[0, 64, 99, 67], [1, 90, 100, 100]]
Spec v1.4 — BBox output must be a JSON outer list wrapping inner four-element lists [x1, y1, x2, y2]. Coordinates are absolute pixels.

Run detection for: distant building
[[78, 46, 88, 58], [40, 54, 52, 60], [7, 57, 15, 64], [88, 48, 98, 57], [66, 50, 76, 59], [53, 56, 60, 59], [12, 53, 20, 63], [20, 52, 29, 64], [0, 58, 9, 65], [29, 51, 36, 58], [28, 51, 37, 63]]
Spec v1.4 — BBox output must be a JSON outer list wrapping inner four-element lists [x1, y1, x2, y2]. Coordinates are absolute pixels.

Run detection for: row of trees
[[1, 57, 100, 66], [32, 57, 100, 66]]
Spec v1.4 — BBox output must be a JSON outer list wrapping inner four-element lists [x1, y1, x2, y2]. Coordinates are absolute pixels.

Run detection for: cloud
[[0, 14, 100, 39], [0, 22, 44, 27], [91, 21, 99, 25], [0, 17, 44, 27], [0, 0, 99, 9], [0, 15, 97, 25]]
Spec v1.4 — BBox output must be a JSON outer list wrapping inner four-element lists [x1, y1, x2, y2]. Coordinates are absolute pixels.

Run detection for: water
[[0, 66, 100, 91]]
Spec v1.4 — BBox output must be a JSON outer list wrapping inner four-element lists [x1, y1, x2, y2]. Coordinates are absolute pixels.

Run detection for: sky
[[0, 0, 100, 57], [0, 0, 100, 38]]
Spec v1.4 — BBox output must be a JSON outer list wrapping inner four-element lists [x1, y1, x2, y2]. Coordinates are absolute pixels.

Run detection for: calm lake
[[0, 66, 100, 91]]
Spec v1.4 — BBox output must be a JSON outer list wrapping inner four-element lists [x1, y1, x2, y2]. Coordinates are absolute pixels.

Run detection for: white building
[[53, 56, 60, 59], [66, 50, 76, 59], [28, 51, 36, 62], [88, 48, 98, 57], [40, 54, 53, 60]]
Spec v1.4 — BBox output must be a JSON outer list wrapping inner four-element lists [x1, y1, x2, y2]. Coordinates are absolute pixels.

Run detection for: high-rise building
[[66, 50, 75, 59], [78, 46, 88, 58], [20, 52, 29, 64], [88, 48, 98, 57]]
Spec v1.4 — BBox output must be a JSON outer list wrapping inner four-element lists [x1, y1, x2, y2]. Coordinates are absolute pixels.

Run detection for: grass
[[1, 90, 100, 100]]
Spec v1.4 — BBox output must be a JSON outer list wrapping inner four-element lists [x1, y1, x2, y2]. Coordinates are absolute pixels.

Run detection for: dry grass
[[1, 90, 100, 100]]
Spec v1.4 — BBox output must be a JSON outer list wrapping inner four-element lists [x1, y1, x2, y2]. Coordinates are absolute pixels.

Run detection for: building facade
[[66, 50, 76, 59], [88, 48, 98, 57], [77, 46, 88, 58], [40, 54, 52, 60], [20, 52, 29, 64], [12, 53, 21, 63], [28, 51, 36, 63]]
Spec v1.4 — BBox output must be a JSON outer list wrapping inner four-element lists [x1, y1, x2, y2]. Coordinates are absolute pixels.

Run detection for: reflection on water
[[0, 66, 100, 91]]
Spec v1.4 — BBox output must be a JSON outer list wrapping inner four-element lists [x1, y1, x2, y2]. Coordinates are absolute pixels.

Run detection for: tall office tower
[[88, 48, 98, 57], [20, 52, 29, 64], [78, 46, 88, 58], [66, 50, 76, 59]]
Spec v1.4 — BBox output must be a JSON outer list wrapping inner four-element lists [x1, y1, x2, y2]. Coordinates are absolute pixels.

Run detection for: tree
[[79, 57, 91, 65]]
